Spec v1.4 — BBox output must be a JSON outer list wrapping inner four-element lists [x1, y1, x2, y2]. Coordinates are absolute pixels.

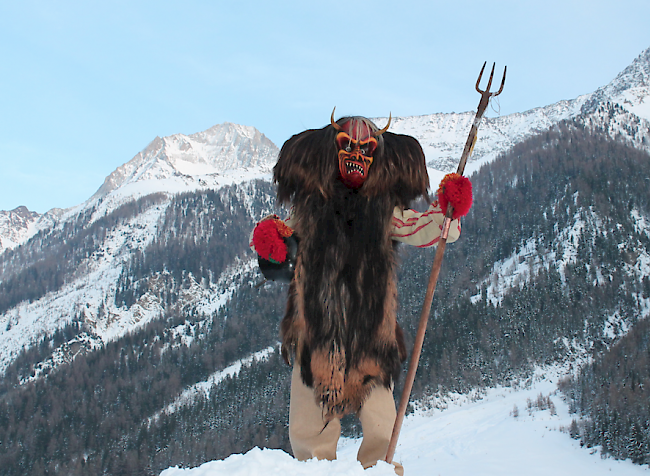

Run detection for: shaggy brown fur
[[276, 118, 429, 419]]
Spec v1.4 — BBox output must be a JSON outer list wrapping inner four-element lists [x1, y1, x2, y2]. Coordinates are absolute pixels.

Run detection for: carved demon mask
[[331, 111, 391, 189]]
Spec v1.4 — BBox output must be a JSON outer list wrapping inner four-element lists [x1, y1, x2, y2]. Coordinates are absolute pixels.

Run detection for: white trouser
[[288, 365, 404, 475]]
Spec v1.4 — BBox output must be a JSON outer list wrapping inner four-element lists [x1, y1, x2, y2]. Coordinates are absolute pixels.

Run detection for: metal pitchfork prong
[[456, 62, 507, 178], [475, 62, 507, 117], [476, 61, 507, 96]]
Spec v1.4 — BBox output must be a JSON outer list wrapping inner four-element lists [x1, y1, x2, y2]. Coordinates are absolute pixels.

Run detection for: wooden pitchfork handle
[[385, 62, 506, 464]]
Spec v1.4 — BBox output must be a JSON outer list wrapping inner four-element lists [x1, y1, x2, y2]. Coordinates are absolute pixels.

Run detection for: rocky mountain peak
[[8, 206, 35, 219], [91, 123, 279, 202], [582, 46, 650, 116], [0, 206, 40, 253], [608, 46, 650, 92]]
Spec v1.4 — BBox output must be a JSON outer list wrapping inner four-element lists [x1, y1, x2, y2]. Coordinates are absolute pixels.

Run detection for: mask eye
[[336, 132, 352, 151], [360, 148, 366, 155], [360, 138, 377, 156], [345, 145, 352, 152]]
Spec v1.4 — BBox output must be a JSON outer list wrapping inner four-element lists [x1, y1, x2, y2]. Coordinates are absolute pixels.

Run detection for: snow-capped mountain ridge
[[0, 206, 65, 254], [43, 122, 280, 231], [383, 94, 590, 177], [0, 207, 39, 253], [584, 46, 650, 120], [385, 47, 650, 180], [0, 124, 278, 255], [92, 122, 278, 201]]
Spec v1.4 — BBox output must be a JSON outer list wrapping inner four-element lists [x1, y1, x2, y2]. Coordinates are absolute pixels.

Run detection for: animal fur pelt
[[275, 120, 429, 419]]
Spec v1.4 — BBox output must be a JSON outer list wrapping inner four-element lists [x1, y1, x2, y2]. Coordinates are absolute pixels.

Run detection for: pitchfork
[[385, 62, 506, 464]]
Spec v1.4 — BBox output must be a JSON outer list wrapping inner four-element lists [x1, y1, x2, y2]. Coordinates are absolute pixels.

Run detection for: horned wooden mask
[[331, 112, 391, 189]]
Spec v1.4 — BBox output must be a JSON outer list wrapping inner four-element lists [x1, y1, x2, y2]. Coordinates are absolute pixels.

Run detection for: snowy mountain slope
[[0, 197, 170, 373], [160, 364, 647, 476], [0, 181, 272, 374], [480, 204, 650, 314], [576, 47, 650, 156], [443, 121, 650, 372], [578, 101, 650, 154]]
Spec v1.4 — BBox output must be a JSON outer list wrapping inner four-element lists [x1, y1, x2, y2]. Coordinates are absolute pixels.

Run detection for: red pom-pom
[[252, 219, 288, 263], [437, 173, 473, 219]]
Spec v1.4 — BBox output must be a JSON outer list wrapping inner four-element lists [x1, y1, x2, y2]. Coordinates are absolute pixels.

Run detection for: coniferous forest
[[0, 121, 649, 474]]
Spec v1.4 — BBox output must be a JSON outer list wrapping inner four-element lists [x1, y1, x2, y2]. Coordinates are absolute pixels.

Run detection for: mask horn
[[330, 107, 342, 131], [374, 113, 391, 136]]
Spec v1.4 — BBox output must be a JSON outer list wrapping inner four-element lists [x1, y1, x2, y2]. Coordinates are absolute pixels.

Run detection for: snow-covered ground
[[160, 366, 647, 476]]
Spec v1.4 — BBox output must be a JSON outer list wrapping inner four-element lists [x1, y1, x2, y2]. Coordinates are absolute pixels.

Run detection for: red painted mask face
[[335, 119, 378, 189]]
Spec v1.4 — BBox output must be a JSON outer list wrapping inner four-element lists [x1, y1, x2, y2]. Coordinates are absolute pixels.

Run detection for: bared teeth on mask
[[346, 162, 364, 175]]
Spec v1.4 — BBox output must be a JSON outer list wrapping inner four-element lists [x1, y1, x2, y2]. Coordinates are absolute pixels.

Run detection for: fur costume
[[274, 115, 429, 420]]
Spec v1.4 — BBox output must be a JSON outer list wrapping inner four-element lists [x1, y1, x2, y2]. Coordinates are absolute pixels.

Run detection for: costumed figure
[[250, 111, 472, 475]]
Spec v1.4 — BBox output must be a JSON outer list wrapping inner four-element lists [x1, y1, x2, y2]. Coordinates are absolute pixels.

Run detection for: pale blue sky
[[1, 0, 649, 213]]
